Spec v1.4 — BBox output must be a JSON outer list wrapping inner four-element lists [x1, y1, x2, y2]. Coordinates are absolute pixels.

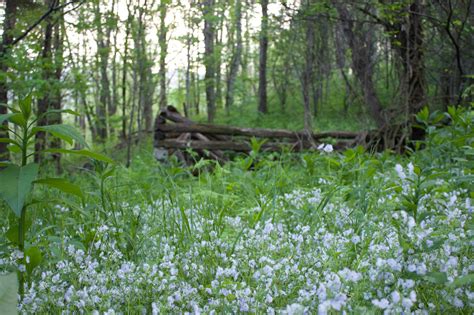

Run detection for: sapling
[[0, 95, 113, 301]]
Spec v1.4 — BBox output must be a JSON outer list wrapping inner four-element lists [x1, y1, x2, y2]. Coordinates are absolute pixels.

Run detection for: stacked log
[[154, 106, 363, 165]]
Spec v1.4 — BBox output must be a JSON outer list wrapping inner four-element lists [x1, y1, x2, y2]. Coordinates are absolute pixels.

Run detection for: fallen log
[[157, 122, 361, 140], [160, 139, 313, 152]]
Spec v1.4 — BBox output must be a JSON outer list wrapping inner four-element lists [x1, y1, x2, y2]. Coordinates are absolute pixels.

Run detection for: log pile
[[154, 106, 365, 165]]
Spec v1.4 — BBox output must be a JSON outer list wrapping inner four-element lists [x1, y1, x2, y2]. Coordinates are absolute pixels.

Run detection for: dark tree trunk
[[158, 1, 167, 110], [336, 3, 385, 128], [215, 3, 225, 110], [35, 1, 55, 163], [192, 71, 200, 115], [50, 18, 64, 171], [203, 0, 216, 122], [257, 0, 269, 114], [0, 0, 17, 161], [121, 16, 131, 140], [302, 0, 315, 134], [225, 0, 242, 114], [94, 2, 111, 141]]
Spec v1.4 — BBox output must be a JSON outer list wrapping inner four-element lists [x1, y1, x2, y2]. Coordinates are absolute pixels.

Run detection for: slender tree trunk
[[158, 0, 167, 110], [121, 16, 131, 140], [184, 16, 192, 118], [406, 0, 425, 140], [35, 0, 55, 163], [0, 0, 17, 161], [257, 0, 269, 114], [192, 71, 200, 115], [302, 0, 315, 135], [215, 3, 225, 109], [110, 26, 119, 121], [50, 16, 64, 172], [203, 0, 216, 122], [94, 1, 112, 141], [225, 0, 242, 114]]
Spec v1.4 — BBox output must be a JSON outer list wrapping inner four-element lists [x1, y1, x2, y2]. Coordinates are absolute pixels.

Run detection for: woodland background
[[0, 0, 472, 165]]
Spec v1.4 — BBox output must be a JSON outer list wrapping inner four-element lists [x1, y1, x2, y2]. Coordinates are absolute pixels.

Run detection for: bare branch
[[11, 0, 85, 47]]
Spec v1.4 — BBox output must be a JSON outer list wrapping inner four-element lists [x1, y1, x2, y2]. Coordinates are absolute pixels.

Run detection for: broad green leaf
[[44, 148, 114, 164], [5, 226, 17, 244], [8, 113, 26, 127], [0, 138, 20, 147], [0, 273, 18, 315], [449, 273, 474, 288], [25, 246, 42, 274], [0, 113, 16, 125], [424, 271, 448, 284], [34, 178, 84, 200], [0, 163, 39, 217], [18, 94, 32, 120], [7, 144, 20, 153], [33, 124, 86, 147]]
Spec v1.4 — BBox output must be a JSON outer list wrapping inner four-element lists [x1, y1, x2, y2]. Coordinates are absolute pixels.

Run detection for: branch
[[11, 0, 84, 46]]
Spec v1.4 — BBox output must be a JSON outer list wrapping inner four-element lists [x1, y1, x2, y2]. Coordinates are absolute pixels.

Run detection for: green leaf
[[449, 273, 474, 288], [32, 124, 86, 147], [18, 94, 32, 120], [1, 113, 24, 127], [25, 246, 42, 274], [34, 178, 84, 200], [0, 163, 39, 217], [0, 138, 20, 147], [44, 148, 114, 164], [5, 225, 18, 244], [0, 113, 17, 125], [0, 273, 18, 315], [424, 271, 448, 284]]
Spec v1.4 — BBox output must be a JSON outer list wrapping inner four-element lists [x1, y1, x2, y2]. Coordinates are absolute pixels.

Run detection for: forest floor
[[1, 108, 473, 314]]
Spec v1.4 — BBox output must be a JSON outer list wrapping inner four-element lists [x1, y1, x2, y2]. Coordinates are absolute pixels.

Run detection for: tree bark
[[94, 1, 112, 141], [158, 0, 167, 110], [257, 0, 269, 114], [202, 0, 216, 122], [225, 0, 242, 114], [302, 0, 315, 136], [0, 0, 17, 161], [49, 14, 64, 171], [34, 0, 55, 163], [121, 15, 131, 140], [336, 3, 385, 128]]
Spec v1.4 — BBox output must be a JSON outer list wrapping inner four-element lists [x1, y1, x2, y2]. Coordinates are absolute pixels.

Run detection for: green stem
[[18, 123, 29, 301], [18, 206, 26, 300]]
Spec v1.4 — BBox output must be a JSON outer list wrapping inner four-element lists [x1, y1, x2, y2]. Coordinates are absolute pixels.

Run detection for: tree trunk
[[257, 0, 269, 114], [35, 0, 55, 163], [0, 0, 17, 161], [202, 0, 216, 122], [121, 16, 131, 140], [49, 15, 64, 171], [94, 1, 112, 141], [215, 3, 225, 109], [336, 3, 385, 128], [225, 0, 242, 114], [302, 0, 315, 136], [158, 0, 167, 110]]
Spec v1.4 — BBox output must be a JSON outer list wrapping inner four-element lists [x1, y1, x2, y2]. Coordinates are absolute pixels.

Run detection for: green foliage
[[0, 273, 18, 315], [0, 94, 113, 301], [0, 164, 38, 217]]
